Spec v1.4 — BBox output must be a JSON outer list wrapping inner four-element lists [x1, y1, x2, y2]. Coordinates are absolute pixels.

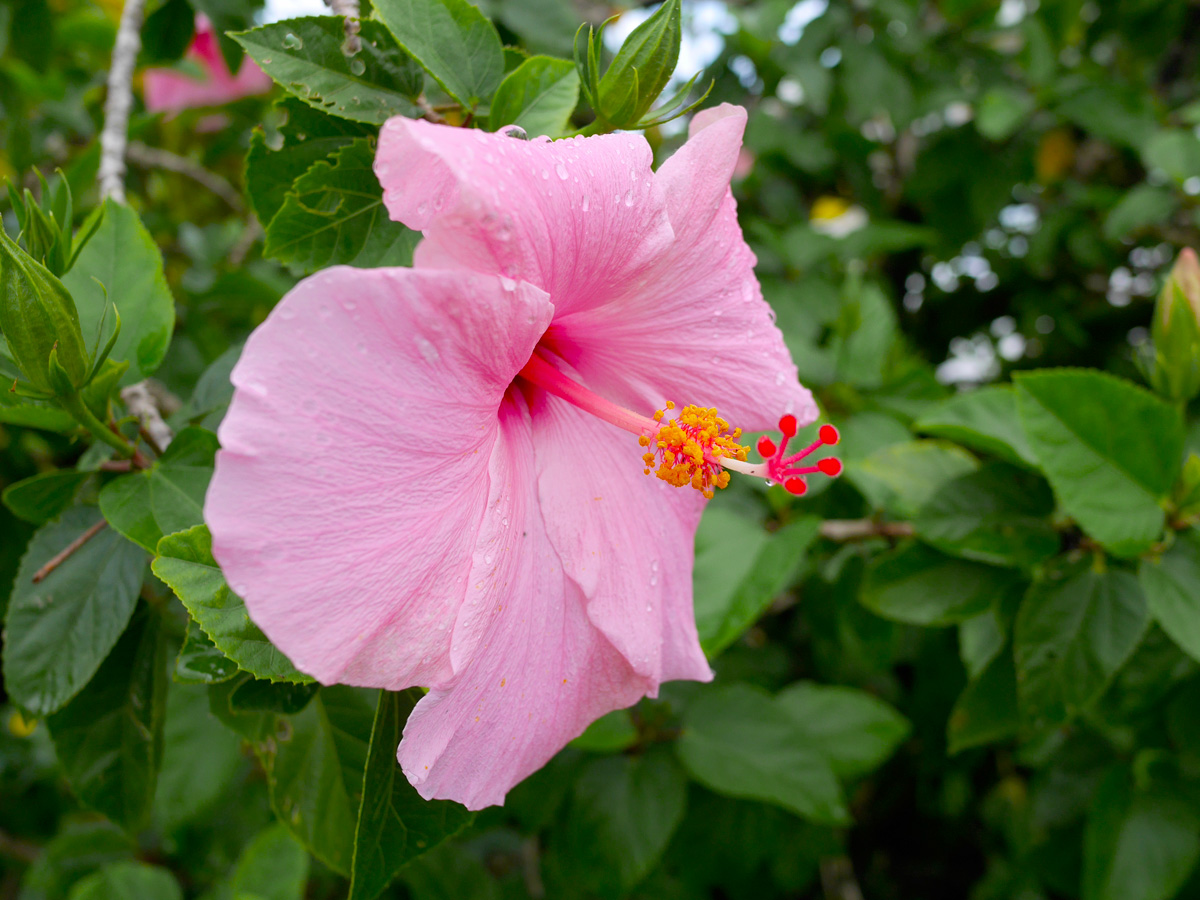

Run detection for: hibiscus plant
[[2, 1, 1200, 899]]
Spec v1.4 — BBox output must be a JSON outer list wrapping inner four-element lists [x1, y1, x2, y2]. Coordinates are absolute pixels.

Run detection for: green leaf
[[373, 0, 505, 109], [99, 427, 217, 552], [775, 682, 910, 778], [2, 469, 89, 524], [400, 844, 499, 900], [1083, 768, 1200, 900], [1015, 370, 1184, 556], [677, 683, 849, 824], [246, 98, 373, 226], [1014, 565, 1149, 730], [693, 509, 820, 656], [1139, 530, 1200, 663], [1105, 184, 1178, 241], [975, 85, 1035, 141], [17, 820, 135, 900], [61, 199, 175, 384], [349, 690, 473, 900], [861, 542, 1018, 626], [947, 649, 1019, 753], [913, 462, 1059, 568], [569, 708, 638, 753], [263, 139, 419, 273], [229, 825, 310, 900], [229, 677, 319, 714], [553, 747, 687, 894], [67, 862, 181, 900], [596, 0, 681, 126], [914, 386, 1038, 467], [154, 681, 244, 831], [847, 440, 978, 518], [48, 605, 167, 833], [0, 391, 76, 432], [232, 17, 423, 124], [152, 525, 310, 683], [258, 686, 375, 875], [3, 507, 146, 715], [489, 55, 579, 138], [1142, 129, 1200, 184], [175, 619, 239, 684]]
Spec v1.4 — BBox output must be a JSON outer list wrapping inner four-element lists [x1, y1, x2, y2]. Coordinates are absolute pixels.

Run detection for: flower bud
[[1149, 248, 1200, 402], [0, 228, 89, 396]]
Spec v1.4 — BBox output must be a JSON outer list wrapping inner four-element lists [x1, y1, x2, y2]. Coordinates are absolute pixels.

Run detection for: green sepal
[[595, 0, 681, 127]]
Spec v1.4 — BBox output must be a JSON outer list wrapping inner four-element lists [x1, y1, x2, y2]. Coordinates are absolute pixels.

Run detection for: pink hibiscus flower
[[144, 16, 272, 114], [205, 104, 837, 809]]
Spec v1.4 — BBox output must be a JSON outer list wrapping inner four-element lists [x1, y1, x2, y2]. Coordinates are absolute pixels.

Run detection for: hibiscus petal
[[205, 267, 553, 688], [374, 117, 675, 316], [551, 104, 818, 432], [528, 388, 712, 685], [400, 398, 651, 810]]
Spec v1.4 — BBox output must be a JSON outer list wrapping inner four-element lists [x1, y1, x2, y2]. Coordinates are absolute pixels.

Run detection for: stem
[[574, 117, 614, 138], [32, 520, 107, 583], [516, 353, 659, 437], [97, 0, 147, 203], [818, 520, 913, 541], [125, 142, 244, 211], [59, 391, 137, 459]]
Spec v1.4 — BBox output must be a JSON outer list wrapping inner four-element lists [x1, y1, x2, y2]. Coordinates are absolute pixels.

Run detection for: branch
[[32, 520, 106, 584], [126, 141, 244, 212], [0, 829, 40, 865], [818, 519, 914, 541], [97, 0, 148, 203], [121, 380, 174, 453]]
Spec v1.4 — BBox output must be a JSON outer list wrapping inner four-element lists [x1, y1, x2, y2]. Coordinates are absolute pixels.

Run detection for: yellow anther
[[640, 403, 748, 497]]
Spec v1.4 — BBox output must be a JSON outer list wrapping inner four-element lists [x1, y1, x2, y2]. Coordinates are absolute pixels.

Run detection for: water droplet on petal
[[555, 162, 569, 180], [624, 190, 634, 206], [416, 337, 440, 364], [504, 125, 528, 140], [581, 195, 590, 212]]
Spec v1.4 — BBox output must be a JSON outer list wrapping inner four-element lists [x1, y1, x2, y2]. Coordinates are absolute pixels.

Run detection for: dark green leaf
[[99, 427, 217, 552], [861, 542, 1018, 626], [1139, 530, 1200, 663], [947, 649, 1019, 753], [489, 55, 579, 138], [48, 605, 167, 833], [913, 462, 1059, 567], [914, 385, 1038, 467], [66, 862, 181, 900], [1014, 565, 1149, 730], [349, 690, 473, 900], [373, 0, 505, 109], [677, 683, 848, 824], [1015, 370, 1184, 556], [775, 682, 910, 778], [2, 469, 89, 524], [263, 139, 418, 273], [61, 199, 175, 384], [230, 677, 319, 714], [847, 440, 978, 518], [3, 507, 146, 715], [152, 525, 310, 683], [233, 17, 423, 124], [569, 708, 638, 753], [229, 824, 310, 900], [16, 820, 135, 900], [175, 619, 238, 684]]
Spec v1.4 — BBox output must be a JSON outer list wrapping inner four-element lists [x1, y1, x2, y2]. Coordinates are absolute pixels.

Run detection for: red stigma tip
[[779, 414, 797, 438], [817, 457, 843, 477], [757, 435, 777, 458], [784, 477, 807, 495], [819, 424, 839, 445]]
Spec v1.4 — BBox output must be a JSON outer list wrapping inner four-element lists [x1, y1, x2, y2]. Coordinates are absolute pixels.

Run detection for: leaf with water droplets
[[489, 55, 580, 138]]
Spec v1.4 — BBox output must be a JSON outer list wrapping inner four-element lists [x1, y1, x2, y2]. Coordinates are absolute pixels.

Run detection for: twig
[[0, 830, 39, 865], [126, 141, 244, 212], [820, 856, 865, 900], [97, 0, 148, 202], [121, 380, 174, 453], [32, 521, 106, 584], [229, 216, 262, 266], [819, 519, 914, 541], [324, 0, 361, 53]]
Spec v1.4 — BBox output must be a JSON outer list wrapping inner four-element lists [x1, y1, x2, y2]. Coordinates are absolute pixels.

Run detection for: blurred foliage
[[3, 0, 1200, 898]]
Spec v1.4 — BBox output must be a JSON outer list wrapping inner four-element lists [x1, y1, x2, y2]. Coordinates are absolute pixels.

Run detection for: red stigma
[[757, 435, 777, 458], [778, 415, 797, 438], [817, 457, 843, 476], [819, 424, 840, 445], [753, 415, 844, 495], [784, 478, 807, 495]]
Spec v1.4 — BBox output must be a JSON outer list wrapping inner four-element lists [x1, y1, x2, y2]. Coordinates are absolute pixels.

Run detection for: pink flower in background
[[143, 16, 272, 113], [205, 104, 829, 809]]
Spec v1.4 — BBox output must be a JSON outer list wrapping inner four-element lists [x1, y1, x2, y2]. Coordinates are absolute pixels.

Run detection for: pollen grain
[[639, 403, 748, 499]]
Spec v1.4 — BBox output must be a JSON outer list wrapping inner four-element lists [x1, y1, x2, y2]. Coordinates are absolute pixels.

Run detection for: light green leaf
[[861, 542, 1018, 626], [373, 0, 505, 109], [61, 199, 175, 384], [175, 619, 239, 684], [152, 525, 310, 683], [229, 825, 310, 900], [489, 55, 579, 138], [1015, 369, 1183, 556], [975, 85, 1035, 141], [1104, 184, 1178, 241], [1014, 565, 1149, 730], [847, 440, 978, 518], [48, 606, 167, 833], [67, 862, 181, 900], [914, 386, 1037, 467], [677, 683, 848, 824], [1139, 530, 1200, 663], [569, 708, 638, 753], [349, 690, 473, 900], [233, 17, 423, 124], [3, 507, 146, 715], [775, 682, 909, 778], [263, 139, 418, 273], [1142, 129, 1200, 183], [99, 427, 217, 552]]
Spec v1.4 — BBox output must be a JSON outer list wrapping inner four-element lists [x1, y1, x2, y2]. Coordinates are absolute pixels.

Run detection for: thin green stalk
[[59, 390, 136, 459]]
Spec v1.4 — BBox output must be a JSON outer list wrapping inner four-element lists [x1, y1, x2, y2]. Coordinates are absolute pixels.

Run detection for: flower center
[[514, 354, 840, 498]]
